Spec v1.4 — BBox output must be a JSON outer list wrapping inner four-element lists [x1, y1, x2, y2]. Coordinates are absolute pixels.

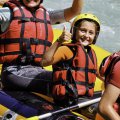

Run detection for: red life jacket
[[52, 43, 97, 103], [0, 0, 53, 65], [99, 52, 120, 86]]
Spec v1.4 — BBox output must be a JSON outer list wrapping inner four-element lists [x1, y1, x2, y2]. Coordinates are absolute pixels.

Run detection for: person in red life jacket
[[0, 0, 83, 95], [98, 52, 120, 120], [40, 13, 102, 108]]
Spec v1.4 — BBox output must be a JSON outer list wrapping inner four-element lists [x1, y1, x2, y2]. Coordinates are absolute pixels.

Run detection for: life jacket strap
[[0, 38, 51, 46], [53, 67, 96, 74], [13, 16, 51, 24]]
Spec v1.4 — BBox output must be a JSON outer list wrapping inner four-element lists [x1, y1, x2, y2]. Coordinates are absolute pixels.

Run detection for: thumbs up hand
[[57, 25, 72, 43]]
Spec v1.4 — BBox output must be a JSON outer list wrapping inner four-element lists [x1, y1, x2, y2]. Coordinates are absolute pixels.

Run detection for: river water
[[43, 0, 120, 53]]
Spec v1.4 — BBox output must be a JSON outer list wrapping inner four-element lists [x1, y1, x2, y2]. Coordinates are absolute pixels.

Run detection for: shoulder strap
[[105, 56, 120, 78]]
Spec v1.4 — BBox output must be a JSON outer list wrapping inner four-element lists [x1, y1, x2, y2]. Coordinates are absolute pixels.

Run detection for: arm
[[49, 0, 83, 24], [98, 84, 120, 120], [40, 40, 62, 66], [0, 7, 11, 33], [40, 26, 72, 66], [96, 66, 105, 81], [64, 0, 83, 22]]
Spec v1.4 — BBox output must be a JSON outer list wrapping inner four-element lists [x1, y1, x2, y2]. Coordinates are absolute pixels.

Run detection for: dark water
[[43, 0, 120, 53]]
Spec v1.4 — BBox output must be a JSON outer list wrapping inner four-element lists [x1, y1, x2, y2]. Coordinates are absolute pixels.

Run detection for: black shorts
[[1, 65, 52, 96]]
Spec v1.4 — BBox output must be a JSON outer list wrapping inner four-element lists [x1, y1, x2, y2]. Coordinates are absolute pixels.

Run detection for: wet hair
[[71, 19, 100, 44], [40, 0, 43, 3]]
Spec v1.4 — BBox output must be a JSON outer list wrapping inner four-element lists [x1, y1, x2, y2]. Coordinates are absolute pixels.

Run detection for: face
[[75, 20, 96, 46], [22, 0, 41, 8]]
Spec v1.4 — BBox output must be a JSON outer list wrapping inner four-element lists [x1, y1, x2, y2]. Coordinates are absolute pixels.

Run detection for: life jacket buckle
[[21, 17, 31, 22], [30, 17, 36, 22], [30, 38, 39, 45], [92, 69, 96, 74], [19, 55, 34, 64], [20, 56, 27, 64], [60, 79, 67, 86]]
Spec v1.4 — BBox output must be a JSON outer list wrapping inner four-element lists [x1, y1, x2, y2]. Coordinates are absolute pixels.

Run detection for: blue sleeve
[[0, 7, 11, 33], [48, 9, 66, 25]]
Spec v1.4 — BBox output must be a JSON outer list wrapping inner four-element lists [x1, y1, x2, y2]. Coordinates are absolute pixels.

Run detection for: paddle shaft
[[38, 97, 101, 119]]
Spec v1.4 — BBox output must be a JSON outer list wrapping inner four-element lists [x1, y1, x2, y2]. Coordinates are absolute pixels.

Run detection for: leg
[[1, 65, 52, 95]]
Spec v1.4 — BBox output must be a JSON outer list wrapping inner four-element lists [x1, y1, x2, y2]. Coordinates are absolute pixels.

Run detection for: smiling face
[[22, 0, 41, 8], [75, 20, 97, 46]]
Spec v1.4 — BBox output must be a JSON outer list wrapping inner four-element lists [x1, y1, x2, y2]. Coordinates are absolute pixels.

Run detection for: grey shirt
[[0, 7, 66, 33]]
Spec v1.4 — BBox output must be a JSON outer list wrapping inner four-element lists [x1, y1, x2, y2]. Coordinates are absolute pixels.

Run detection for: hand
[[57, 25, 72, 43], [0, 12, 7, 24]]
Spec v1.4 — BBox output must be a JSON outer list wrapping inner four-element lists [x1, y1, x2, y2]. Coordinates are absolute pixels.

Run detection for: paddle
[[26, 97, 101, 120]]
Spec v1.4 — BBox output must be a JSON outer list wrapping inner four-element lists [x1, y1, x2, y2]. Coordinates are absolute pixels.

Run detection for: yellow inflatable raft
[[0, 29, 111, 120]]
